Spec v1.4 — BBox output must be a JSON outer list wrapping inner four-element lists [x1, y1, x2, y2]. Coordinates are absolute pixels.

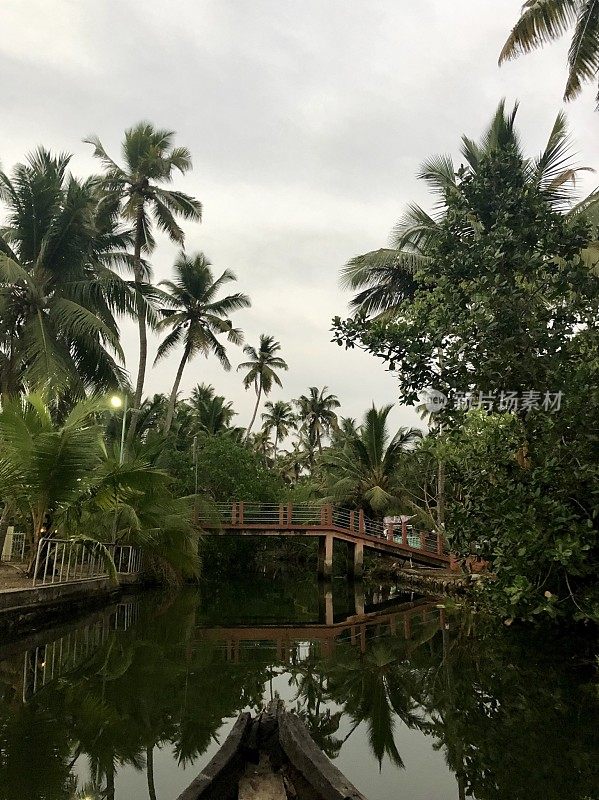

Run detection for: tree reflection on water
[[0, 579, 597, 800]]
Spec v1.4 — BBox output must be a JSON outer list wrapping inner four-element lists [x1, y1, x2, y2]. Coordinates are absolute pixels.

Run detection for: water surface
[[0, 576, 597, 800]]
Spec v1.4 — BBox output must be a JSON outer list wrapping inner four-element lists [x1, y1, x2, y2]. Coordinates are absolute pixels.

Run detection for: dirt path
[[0, 563, 33, 591]]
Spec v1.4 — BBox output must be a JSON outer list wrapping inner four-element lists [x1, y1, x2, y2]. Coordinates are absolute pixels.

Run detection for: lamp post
[[110, 395, 128, 465]]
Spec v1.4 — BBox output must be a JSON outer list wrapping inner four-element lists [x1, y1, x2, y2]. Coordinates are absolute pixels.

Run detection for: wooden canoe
[[176, 701, 367, 800]]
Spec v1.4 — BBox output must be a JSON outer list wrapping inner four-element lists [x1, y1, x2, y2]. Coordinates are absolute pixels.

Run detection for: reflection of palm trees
[[326, 643, 423, 768], [289, 648, 343, 759]]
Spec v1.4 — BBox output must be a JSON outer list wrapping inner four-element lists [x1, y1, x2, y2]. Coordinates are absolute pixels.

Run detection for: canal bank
[[0, 573, 143, 641]]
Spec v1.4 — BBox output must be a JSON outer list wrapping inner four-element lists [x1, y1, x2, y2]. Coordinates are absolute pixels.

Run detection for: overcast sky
[[1, 1, 597, 433]]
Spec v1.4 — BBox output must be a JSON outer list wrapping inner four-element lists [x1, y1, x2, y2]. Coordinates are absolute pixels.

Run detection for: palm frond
[[499, 0, 578, 62]]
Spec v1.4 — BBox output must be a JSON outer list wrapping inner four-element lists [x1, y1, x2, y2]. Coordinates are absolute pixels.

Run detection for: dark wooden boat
[[176, 700, 367, 800]]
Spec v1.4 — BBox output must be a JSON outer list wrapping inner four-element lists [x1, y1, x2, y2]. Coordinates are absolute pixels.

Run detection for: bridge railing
[[202, 503, 448, 556]]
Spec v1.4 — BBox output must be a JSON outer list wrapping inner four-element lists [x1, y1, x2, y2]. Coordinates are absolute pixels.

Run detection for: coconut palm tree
[[342, 102, 595, 318], [189, 384, 236, 435], [155, 252, 250, 435], [249, 429, 274, 466], [500, 1, 599, 103], [323, 404, 421, 518], [237, 335, 288, 437], [0, 148, 131, 397], [294, 386, 340, 467], [85, 123, 202, 445], [261, 400, 296, 457], [330, 416, 360, 447]]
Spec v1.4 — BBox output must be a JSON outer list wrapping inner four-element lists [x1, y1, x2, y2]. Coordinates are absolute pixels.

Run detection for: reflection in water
[[0, 579, 597, 800], [21, 601, 140, 702]]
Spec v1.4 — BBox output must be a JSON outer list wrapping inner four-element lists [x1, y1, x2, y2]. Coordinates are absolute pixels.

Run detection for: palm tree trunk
[[126, 203, 147, 450], [273, 430, 279, 459], [163, 343, 190, 435], [105, 765, 115, 800], [245, 383, 262, 438], [146, 746, 157, 800]]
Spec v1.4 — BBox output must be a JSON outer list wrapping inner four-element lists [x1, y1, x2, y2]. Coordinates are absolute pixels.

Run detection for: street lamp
[[109, 394, 128, 465]]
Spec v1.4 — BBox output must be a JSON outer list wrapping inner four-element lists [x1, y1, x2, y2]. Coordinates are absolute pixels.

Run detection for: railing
[[201, 503, 448, 557], [32, 538, 143, 587], [1, 529, 26, 562]]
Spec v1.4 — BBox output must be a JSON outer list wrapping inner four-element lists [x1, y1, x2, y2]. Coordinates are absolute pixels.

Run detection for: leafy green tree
[[329, 417, 363, 454], [155, 252, 250, 434], [237, 334, 288, 436], [192, 434, 283, 503], [261, 399, 296, 457], [323, 405, 421, 517], [294, 386, 340, 468], [501, 0, 599, 103], [334, 113, 599, 620], [85, 122, 202, 445], [0, 149, 130, 397]]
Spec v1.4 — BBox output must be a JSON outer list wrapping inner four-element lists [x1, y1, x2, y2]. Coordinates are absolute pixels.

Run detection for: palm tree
[[249, 429, 274, 465], [330, 416, 360, 447], [0, 394, 105, 570], [237, 335, 288, 437], [261, 400, 295, 457], [323, 404, 421, 518], [0, 149, 130, 397], [85, 123, 202, 445], [189, 384, 236, 435], [500, 1, 599, 103], [294, 386, 340, 467], [155, 252, 250, 435], [342, 102, 595, 318]]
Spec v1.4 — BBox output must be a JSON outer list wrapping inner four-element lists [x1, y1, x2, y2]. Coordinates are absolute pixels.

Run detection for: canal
[[0, 576, 597, 800]]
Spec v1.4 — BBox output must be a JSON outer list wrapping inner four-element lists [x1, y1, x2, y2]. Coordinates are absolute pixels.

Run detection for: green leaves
[[500, 0, 599, 104]]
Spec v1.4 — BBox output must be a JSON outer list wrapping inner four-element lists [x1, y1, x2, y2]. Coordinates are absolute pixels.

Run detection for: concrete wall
[[0, 576, 142, 640]]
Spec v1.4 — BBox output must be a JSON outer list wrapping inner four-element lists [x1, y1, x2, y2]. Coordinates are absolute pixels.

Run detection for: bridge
[[199, 503, 449, 576], [198, 596, 444, 660]]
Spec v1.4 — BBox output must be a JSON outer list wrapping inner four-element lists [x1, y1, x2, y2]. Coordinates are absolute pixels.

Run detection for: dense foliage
[[334, 108, 599, 621]]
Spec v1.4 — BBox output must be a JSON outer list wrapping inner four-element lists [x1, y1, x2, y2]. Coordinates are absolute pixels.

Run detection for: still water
[[0, 576, 597, 800]]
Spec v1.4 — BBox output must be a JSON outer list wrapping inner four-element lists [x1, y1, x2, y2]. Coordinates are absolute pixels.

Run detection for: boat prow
[[176, 700, 367, 800]]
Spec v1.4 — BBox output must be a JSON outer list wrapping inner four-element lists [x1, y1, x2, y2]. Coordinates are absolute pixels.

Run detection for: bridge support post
[[318, 582, 334, 626], [317, 534, 333, 579], [346, 540, 364, 580], [354, 581, 365, 616]]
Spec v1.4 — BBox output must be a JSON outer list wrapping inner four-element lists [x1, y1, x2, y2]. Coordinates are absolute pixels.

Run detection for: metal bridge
[[199, 503, 449, 575]]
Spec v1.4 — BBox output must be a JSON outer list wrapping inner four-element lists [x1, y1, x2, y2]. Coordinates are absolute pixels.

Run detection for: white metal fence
[[1, 528, 26, 562], [32, 538, 143, 586]]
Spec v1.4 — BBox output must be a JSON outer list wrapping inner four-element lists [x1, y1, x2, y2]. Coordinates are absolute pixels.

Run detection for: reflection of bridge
[[198, 592, 443, 659], [200, 504, 450, 576]]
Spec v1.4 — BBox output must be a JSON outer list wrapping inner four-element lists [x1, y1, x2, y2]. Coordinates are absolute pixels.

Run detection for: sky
[[1, 0, 597, 433]]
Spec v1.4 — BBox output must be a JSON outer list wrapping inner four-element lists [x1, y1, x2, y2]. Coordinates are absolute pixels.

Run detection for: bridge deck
[[199, 503, 449, 568]]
